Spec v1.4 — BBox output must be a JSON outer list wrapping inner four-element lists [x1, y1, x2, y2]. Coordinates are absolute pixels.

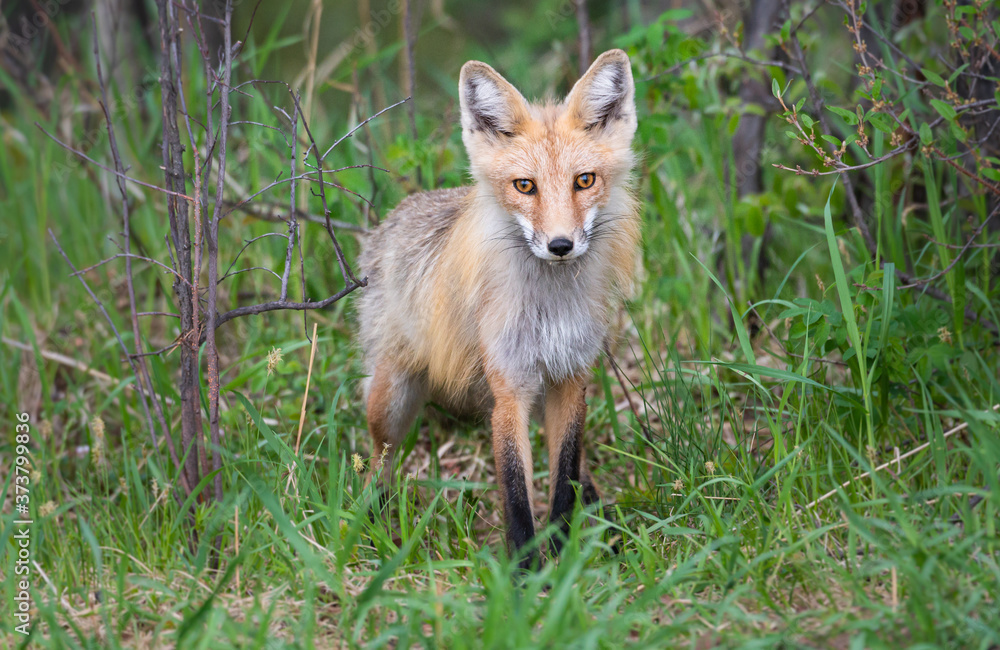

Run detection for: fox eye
[[513, 179, 536, 195], [574, 173, 596, 190]]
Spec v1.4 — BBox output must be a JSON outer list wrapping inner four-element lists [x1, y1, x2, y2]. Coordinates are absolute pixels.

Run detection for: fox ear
[[565, 49, 636, 135], [459, 61, 531, 139]]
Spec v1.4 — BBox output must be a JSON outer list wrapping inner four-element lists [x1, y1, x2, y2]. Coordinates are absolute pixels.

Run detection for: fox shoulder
[[361, 186, 472, 269]]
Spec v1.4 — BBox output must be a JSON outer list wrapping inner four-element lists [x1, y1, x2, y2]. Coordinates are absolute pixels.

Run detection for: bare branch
[[280, 95, 300, 302], [213, 280, 365, 331], [91, 13, 184, 492], [772, 140, 915, 176], [204, 0, 235, 508], [49, 230, 187, 492], [292, 92, 364, 287], [898, 207, 998, 289], [644, 52, 801, 82], [35, 123, 194, 203], [70, 253, 193, 287], [220, 232, 290, 283], [225, 200, 369, 234], [321, 97, 411, 161]]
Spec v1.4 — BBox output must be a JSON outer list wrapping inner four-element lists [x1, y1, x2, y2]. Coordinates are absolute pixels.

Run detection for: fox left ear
[[565, 49, 636, 136], [459, 61, 531, 140]]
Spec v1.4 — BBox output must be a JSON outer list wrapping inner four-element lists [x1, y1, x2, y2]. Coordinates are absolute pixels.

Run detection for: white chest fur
[[480, 250, 611, 387]]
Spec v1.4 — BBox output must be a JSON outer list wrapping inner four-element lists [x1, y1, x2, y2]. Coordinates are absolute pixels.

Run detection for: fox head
[[459, 50, 637, 262]]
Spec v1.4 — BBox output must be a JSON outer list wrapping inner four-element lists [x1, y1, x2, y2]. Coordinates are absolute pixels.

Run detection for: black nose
[[547, 238, 574, 257]]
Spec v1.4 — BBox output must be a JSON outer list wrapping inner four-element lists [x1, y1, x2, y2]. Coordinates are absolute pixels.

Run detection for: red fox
[[357, 49, 640, 567]]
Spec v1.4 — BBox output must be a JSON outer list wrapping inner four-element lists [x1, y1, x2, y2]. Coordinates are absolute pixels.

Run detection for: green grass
[[2, 2, 1000, 648]]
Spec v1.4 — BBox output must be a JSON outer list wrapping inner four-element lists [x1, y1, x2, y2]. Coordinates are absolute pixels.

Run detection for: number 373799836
[[14, 412, 31, 507]]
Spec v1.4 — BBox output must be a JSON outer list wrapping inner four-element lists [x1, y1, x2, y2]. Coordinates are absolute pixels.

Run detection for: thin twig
[[320, 97, 410, 161], [92, 13, 182, 489], [280, 95, 300, 302], [35, 124, 194, 203], [806, 404, 1000, 508], [224, 200, 368, 234], [70, 253, 193, 287], [211, 280, 364, 332], [644, 51, 801, 82], [220, 232, 290, 283], [772, 140, 916, 176], [898, 208, 997, 289], [48, 230, 187, 496], [292, 92, 363, 287]]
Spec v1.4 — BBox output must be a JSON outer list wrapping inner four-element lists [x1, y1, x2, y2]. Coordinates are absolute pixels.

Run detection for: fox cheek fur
[[357, 49, 640, 568]]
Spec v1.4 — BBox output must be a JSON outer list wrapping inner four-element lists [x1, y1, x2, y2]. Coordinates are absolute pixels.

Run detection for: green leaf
[[947, 63, 969, 85], [921, 68, 946, 87], [826, 105, 859, 125], [867, 112, 895, 133], [919, 122, 933, 145], [950, 120, 968, 143], [930, 99, 957, 121], [746, 203, 766, 237], [704, 362, 861, 404], [772, 77, 780, 99], [727, 112, 741, 135]]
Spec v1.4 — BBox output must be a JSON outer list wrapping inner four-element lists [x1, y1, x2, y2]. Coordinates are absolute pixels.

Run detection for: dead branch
[[898, 207, 997, 289], [91, 13, 184, 494], [35, 124, 194, 203], [49, 229, 188, 498], [212, 281, 364, 331]]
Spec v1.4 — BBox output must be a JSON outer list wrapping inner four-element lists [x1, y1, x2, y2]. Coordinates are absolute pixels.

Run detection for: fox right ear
[[459, 61, 531, 139]]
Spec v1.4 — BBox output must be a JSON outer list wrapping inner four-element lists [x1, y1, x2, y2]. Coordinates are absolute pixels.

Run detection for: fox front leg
[[545, 374, 600, 555], [487, 371, 538, 570]]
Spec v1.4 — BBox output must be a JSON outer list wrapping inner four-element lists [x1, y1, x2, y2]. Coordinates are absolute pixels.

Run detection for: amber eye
[[513, 179, 536, 195], [574, 173, 596, 190]]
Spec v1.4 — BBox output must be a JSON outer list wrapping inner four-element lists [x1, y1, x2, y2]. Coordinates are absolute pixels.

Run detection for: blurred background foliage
[[1, 0, 1000, 646]]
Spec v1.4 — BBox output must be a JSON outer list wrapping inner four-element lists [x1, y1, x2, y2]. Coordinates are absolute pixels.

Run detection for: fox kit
[[358, 49, 640, 566]]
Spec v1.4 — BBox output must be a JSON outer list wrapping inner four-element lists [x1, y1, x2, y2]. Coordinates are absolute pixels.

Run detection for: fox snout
[[515, 202, 600, 262], [547, 237, 574, 257], [532, 227, 588, 261]]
